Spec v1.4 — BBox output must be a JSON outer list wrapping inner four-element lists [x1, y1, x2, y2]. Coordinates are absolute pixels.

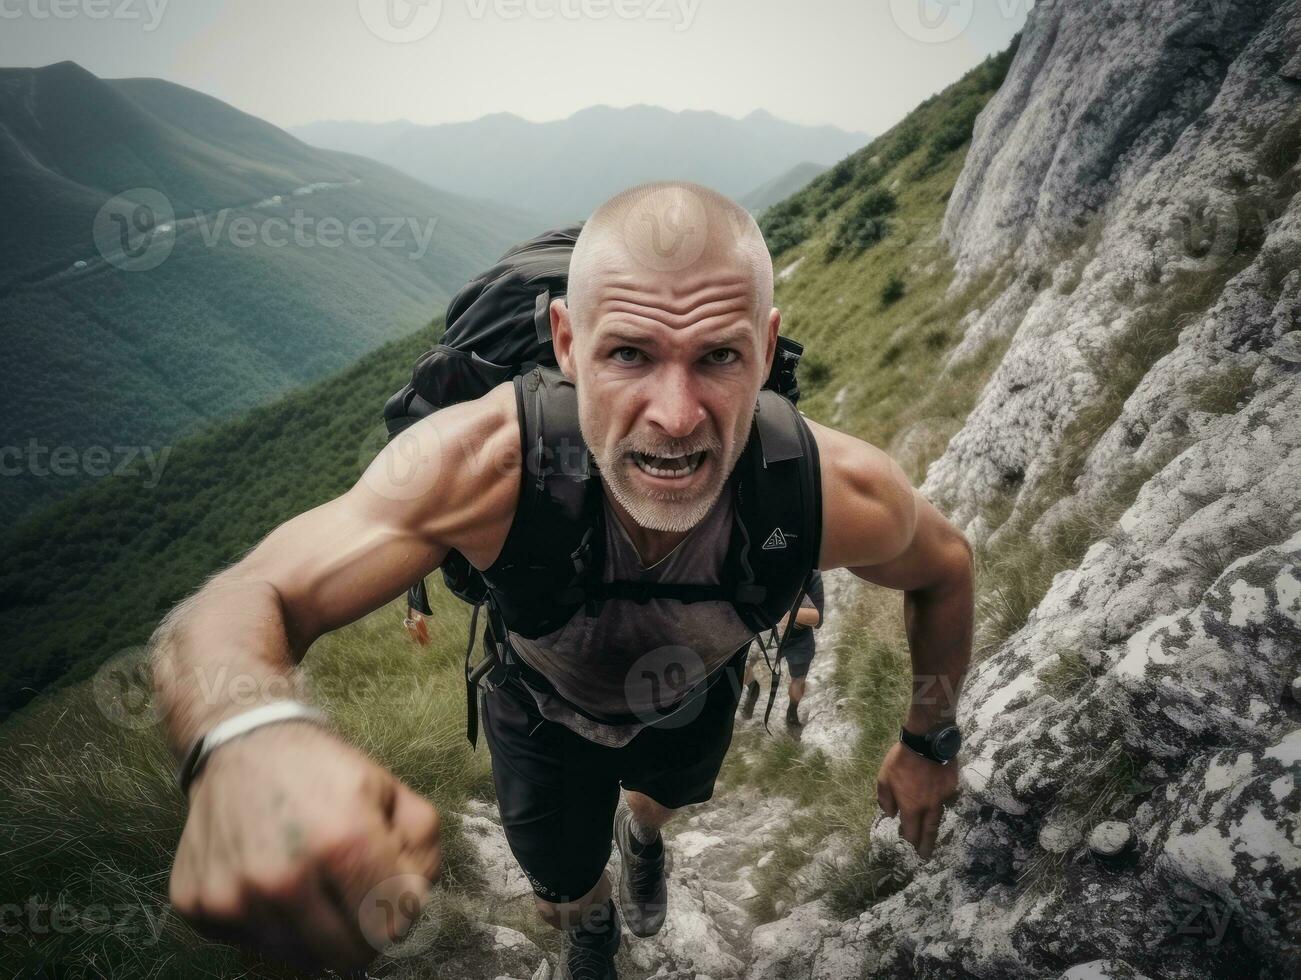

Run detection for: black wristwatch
[[900, 723, 962, 765]]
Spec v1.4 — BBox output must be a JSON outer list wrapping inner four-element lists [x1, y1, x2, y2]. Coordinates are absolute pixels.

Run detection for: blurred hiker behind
[[740, 569, 825, 727]]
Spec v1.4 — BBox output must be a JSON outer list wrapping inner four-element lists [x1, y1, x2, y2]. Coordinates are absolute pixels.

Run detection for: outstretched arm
[[150, 383, 520, 972], [812, 419, 974, 860], [154, 381, 519, 751]]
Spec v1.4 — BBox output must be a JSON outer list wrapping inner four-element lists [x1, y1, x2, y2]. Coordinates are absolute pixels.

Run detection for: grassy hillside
[[0, 324, 437, 719], [0, 564, 503, 979], [0, 61, 537, 528], [720, 42, 1022, 917], [0, 41, 1021, 977], [757, 48, 1015, 457], [738, 161, 828, 215]]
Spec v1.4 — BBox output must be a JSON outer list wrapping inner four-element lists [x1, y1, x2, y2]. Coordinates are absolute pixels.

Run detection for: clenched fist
[[169, 721, 443, 972]]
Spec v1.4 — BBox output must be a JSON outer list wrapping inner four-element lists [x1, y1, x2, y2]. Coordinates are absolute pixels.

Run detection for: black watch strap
[[899, 723, 961, 764]]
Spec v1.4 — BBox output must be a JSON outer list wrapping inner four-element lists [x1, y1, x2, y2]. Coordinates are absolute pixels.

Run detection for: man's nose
[[644, 367, 707, 440]]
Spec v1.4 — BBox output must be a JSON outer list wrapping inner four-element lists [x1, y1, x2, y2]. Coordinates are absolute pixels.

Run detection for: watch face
[[932, 726, 962, 760]]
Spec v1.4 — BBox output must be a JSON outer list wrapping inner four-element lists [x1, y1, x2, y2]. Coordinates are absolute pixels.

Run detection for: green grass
[[1015, 740, 1142, 894], [1038, 648, 1094, 702], [0, 586, 517, 979], [1188, 363, 1257, 416]]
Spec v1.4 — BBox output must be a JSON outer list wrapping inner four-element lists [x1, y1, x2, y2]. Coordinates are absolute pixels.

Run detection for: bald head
[[567, 181, 773, 334]]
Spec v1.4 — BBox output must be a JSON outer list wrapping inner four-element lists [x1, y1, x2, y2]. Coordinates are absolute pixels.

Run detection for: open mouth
[[630, 450, 707, 480]]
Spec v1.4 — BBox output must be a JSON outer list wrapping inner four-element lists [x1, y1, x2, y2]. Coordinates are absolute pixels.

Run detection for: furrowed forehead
[[594, 315, 760, 351], [568, 182, 773, 330], [571, 239, 766, 333], [584, 265, 763, 342]]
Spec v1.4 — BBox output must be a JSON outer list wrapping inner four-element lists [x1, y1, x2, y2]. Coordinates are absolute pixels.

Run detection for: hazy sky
[[0, 0, 1030, 133]]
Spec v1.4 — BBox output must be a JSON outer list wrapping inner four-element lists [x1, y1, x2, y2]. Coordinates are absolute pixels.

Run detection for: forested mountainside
[[0, 61, 536, 527]]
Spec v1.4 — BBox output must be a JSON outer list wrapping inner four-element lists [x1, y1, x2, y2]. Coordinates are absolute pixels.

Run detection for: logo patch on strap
[[761, 527, 788, 551]]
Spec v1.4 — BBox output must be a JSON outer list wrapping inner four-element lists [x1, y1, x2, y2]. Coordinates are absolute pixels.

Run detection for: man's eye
[[705, 349, 739, 365], [612, 347, 643, 364]]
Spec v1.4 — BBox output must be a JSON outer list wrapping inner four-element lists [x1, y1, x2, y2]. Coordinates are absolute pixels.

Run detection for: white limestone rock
[[1088, 821, 1133, 857], [801, 1, 1301, 977]]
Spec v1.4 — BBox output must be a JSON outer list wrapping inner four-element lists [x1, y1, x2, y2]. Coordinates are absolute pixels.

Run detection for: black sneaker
[[558, 897, 620, 980], [613, 801, 668, 938], [739, 679, 760, 719], [785, 702, 803, 728]]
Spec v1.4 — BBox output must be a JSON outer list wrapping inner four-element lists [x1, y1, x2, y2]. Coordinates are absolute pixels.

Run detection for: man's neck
[[604, 493, 690, 567]]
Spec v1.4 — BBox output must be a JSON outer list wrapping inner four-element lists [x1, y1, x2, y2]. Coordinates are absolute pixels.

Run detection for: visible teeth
[[632, 451, 705, 479]]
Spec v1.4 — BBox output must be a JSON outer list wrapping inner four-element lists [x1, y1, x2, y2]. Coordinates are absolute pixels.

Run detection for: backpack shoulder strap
[[725, 390, 823, 632], [483, 373, 823, 638], [480, 366, 601, 638]]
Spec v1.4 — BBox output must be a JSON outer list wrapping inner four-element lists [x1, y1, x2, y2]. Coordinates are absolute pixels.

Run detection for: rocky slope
[[770, 1, 1299, 978]]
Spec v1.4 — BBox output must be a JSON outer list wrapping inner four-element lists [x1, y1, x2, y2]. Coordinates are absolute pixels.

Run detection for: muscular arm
[[813, 419, 973, 727], [152, 383, 521, 754], [147, 385, 521, 973], [812, 419, 974, 859]]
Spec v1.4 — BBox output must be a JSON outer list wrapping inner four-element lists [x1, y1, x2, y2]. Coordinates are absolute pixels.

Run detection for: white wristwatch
[[177, 700, 328, 797]]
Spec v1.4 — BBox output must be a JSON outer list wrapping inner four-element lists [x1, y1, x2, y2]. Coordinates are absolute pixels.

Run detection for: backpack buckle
[[570, 526, 594, 577]]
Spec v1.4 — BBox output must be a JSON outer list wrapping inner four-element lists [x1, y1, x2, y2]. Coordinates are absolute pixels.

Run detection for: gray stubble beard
[[586, 421, 751, 534]]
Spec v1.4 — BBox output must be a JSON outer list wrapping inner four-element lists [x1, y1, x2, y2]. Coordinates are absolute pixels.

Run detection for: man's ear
[[763, 306, 781, 373], [552, 297, 576, 380]]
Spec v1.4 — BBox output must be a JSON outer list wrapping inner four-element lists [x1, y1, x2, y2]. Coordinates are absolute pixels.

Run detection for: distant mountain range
[[0, 61, 538, 528], [292, 106, 868, 225]]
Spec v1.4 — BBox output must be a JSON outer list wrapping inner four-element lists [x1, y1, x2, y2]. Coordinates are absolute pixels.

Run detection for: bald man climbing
[[151, 182, 973, 979]]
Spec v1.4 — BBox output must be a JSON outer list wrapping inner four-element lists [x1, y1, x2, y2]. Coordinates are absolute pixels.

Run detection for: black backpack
[[383, 225, 821, 741]]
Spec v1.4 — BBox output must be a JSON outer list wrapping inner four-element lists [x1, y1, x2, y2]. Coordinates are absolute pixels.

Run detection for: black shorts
[[782, 644, 816, 679], [481, 646, 748, 904]]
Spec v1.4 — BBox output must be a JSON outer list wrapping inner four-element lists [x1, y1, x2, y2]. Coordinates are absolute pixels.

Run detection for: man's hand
[[169, 722, 443, 972], [404, 608, 431, 646], [875, 741, 959, 860]]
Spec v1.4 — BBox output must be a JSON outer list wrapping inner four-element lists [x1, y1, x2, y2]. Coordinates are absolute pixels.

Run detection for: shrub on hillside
[[881, 272, 907, 306], [921, 93, 987, 173], [829, 186, 898, 258]]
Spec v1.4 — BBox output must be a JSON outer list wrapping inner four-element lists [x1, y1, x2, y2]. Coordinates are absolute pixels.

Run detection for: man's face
[[555, 260, 778, 533]]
